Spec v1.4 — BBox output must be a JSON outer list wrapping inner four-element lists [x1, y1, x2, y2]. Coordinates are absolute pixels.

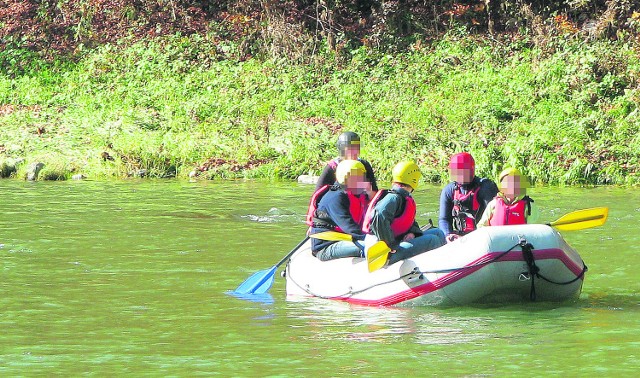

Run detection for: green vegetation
[[1, 30, 639, 184]]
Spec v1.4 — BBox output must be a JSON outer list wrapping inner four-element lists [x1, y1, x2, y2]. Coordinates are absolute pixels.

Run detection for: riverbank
[[1, 30, 638, 184]]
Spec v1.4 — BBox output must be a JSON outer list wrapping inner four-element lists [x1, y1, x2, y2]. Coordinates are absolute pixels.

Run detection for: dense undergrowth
[[1, 28, 639, 184]]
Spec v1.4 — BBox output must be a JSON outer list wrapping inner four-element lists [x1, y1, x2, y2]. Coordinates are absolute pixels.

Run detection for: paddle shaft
[[234, 235, 311, 294], [274, 235, 310, 269]]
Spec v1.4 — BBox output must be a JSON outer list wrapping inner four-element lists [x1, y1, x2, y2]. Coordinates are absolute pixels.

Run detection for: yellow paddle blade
[[309, 231, 353, 242], [367, 241, 391, 273], [548, 207, 609, 231]]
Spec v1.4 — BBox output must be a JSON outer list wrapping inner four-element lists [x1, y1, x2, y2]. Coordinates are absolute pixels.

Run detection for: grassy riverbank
[[1, 30, 639, 184]]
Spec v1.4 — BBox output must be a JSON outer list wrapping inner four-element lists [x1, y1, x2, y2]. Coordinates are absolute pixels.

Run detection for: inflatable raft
[[285, 224, 587, 306]]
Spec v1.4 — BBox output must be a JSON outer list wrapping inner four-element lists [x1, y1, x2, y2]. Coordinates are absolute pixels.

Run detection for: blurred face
[[344, 171, 370, 195], [450, 167, 474, 185], [343, 145, 360, 160], [500, 175, 525, 200]]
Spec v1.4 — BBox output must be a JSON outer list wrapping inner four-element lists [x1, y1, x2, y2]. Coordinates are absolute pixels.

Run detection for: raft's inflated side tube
[[286, 224, 585, 306]]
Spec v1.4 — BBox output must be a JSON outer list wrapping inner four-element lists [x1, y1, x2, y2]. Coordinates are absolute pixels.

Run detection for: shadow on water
[[578, 292, 639, 312]]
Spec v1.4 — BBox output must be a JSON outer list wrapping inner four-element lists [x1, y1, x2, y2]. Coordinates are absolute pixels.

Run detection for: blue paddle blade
[[226, 290, 274, 304], [234, 266, 276, 294]]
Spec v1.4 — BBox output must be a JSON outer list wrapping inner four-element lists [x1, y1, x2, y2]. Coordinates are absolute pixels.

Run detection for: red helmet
[[449, 152, 475, 177]]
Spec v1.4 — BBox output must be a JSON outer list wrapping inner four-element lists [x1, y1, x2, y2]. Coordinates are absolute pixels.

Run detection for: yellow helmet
[[498, 167, 530, 188], [335, 159, 366, 185], [392, 161, 422, 190]]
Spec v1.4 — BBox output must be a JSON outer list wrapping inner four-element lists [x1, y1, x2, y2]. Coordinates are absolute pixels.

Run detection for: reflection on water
[[581, 292, 639, 312], [227, 290, 275, 305], [285, 298, 492, 345]]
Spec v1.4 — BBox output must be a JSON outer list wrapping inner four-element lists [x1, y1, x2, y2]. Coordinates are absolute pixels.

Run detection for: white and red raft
[[285, 224, 587, 306]]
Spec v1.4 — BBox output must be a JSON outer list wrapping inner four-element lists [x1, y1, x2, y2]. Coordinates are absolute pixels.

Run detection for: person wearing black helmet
[[315, 131, 378, 193]]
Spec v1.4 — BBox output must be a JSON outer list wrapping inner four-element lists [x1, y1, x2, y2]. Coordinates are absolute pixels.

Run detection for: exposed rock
[[164, 165, 177, 178], [1, 161, 15, 178], [72, 174, 87, 180], [0, 157, 24, 178], [129, 169, 148, 178], [297, 174, 319, 185], [26, 162, 45, 181]]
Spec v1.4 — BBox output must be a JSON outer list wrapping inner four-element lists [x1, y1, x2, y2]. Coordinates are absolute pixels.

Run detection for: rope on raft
[[286, 238, 588, 301]]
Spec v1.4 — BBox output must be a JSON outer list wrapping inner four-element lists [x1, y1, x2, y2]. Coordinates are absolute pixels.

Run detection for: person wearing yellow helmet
[[315, 131, 378, 194], [307, 160, 371, 261], [362, 161, 446, 265], [439, 152, 499, 242], [477, 167, 539, 227]]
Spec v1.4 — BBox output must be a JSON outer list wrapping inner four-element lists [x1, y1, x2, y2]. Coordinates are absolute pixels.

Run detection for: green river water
[[0, 180, 638, 376]]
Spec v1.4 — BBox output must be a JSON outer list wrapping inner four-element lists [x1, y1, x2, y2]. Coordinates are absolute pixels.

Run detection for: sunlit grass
[[0, 32, 638, 184]]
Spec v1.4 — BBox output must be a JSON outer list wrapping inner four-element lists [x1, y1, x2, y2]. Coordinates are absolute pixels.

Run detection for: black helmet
[[337, 132, 360, 157]]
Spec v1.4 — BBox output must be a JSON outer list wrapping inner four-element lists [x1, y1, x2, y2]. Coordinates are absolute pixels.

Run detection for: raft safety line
[[286, 264, 416, 299], [286, 238, 588, 302], [285, 242, 522, 300]]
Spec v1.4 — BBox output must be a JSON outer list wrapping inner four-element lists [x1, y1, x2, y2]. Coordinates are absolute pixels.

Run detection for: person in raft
[[363, 161, 446, 266], [477, 167, 539, 227], [315, 131, 378, 194], [438, 152, 499, 242], [307, 160, 371, 261]]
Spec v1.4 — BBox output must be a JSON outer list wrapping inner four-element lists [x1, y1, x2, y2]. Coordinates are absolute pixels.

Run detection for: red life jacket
[[362, 189, 416, 237], [452, 183, 481, 234], [306, 185, 366, 231], [489, 196, 532, 226]]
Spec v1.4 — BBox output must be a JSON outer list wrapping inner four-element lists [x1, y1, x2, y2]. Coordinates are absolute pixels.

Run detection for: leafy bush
[[0, 28, 638, 184]]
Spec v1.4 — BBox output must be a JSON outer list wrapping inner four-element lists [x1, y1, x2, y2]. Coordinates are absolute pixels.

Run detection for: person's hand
[[402, 233, 415, 242], [446, 234, 459, 243]]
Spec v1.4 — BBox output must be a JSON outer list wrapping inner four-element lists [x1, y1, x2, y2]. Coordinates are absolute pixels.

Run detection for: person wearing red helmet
[[438, 152, 499, 242], [315, 131, 378, 194]]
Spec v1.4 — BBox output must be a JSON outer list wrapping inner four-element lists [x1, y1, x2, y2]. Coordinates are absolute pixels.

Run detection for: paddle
[[309, 230, 354, 242], [310, 231, 401, 272], [234, 236, 310, 295], [547, 207, 608, 231], [365, 208, 609, 273], [366, 220, 434, 273], [367, 241, 391, 272], [312, 230, 382, 269]]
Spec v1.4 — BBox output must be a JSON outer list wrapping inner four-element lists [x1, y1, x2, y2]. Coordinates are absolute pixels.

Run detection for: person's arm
[[360, 159, 378, 191], [477, 198, 496, 228], [438, 184, 454, 235], [326, 192, 365, 236], [315, 164, 336, 191], [476, 179, 499, 220], [368, 194, 403, 249], [479, 179, 499, 206]]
